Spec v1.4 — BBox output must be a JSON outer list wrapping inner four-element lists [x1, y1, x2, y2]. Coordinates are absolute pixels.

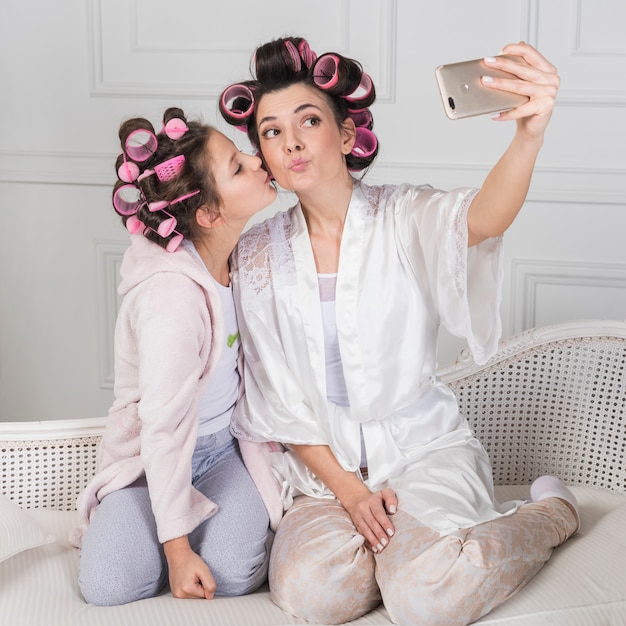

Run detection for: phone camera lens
[[448, 97, 456, 110]]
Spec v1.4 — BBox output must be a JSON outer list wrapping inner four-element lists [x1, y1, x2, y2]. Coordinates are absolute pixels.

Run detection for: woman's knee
[[268, 498, 380, 622]]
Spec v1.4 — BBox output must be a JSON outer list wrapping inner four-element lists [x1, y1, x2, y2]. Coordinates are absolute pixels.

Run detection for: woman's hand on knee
[[343, 487, 397, 553], [164, 536, 217, 599]]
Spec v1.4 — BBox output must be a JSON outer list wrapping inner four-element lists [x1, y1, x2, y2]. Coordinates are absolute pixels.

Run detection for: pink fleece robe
[[70, 235, 282, 548]]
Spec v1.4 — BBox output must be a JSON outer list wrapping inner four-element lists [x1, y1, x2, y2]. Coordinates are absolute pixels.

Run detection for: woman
[[71, 108, 280, 606], [219, 38, 579, 625]]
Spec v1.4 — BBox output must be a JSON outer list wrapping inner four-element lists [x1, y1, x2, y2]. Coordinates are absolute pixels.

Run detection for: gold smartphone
[[434, 55, 529, 120]]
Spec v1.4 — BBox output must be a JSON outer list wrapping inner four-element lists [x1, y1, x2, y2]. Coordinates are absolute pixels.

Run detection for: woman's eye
[[303, 116, 320, 127], [261, 128, 278, 139]]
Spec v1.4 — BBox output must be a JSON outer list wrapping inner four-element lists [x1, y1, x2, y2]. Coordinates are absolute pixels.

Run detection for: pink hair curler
[[165, 231, 184, 253], [126, 214, 146, 234], [156, 210, 177, 238], [284, 40, 302, 71], [113, 184, 144, 216], [351, 127, 377, 159], [220, 84, 255, 120], [298, 40, 317, 68], [117, 157, 140, 183], [125, 128, 158, 162], [312, 54, 340, 90], [163, 118, 188, 140], [154, 155, 186, 182], [345, 72, 373, 104], [147, 189, 201, 213]]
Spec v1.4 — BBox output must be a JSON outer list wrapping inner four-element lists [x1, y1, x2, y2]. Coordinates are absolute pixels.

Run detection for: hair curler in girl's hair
[[124, 128, 158, 162], [219, 83, 256, 125], [112, 108, 215, 251]]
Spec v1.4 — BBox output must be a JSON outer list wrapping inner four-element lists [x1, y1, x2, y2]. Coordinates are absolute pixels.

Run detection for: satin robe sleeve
[[393, 184, 503, 365]]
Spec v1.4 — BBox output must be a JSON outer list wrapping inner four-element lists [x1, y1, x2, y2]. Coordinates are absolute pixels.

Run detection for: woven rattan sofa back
[[446, 334, 625, 495], [1, 330, 624, 511]]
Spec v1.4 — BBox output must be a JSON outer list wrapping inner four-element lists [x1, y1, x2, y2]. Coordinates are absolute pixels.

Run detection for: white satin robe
[[231, 181, 518, 534]]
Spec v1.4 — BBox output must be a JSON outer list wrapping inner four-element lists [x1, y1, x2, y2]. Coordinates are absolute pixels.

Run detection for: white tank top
[[319, 273, 367, 467], [185, 240, 240, 437]]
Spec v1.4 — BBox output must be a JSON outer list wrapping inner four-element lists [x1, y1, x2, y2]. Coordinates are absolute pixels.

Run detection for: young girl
[[71, 108, 279, 606], [219, 38, 580, 625]]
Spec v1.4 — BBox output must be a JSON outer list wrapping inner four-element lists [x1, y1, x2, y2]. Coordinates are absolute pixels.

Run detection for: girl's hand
[[164, 536, 217, 599], [482, 42, 560, 140], [341, 486, 398, 553]]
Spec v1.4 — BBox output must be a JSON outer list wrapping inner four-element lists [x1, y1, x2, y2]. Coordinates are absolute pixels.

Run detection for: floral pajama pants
[[269, 495, 577, 626]]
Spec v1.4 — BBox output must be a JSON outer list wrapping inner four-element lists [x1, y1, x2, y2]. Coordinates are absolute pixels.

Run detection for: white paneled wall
[[1, 0, 624, 421]]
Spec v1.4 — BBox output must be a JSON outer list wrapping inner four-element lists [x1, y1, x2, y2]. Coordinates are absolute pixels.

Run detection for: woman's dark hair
[[112, 107, 220, 250], [219, 37, 378, 173]]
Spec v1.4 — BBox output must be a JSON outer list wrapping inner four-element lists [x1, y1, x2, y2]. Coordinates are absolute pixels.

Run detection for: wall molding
[[525, 0, 626, 106], [510, 259, 626, 333], [88, 0, 397, 102], [95, 240, 127, 389]]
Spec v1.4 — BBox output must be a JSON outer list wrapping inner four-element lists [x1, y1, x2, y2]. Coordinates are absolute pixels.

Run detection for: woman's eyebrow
[[258, 103, 323, 126]]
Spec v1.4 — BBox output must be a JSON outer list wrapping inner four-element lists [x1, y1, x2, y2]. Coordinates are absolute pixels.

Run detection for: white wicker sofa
[[1, 319, 625, 626]]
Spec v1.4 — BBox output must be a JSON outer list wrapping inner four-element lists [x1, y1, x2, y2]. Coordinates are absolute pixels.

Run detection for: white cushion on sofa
[[1, 485, 625, 625], [0, 494, 55, 564]]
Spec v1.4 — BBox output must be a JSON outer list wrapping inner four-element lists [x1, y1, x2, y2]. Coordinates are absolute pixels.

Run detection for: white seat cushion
[[0, 485, 624, 625]]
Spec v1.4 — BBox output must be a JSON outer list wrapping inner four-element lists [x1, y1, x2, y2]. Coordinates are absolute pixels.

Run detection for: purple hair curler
[[351, 127, 377, 159], [125, 128, 158, 162], [348, 108, 373, 129], [312, 54, 340, 91], [220, 84, 255, 121], [284, 40, 302, 71], [298, 40, 317, 68], [345, 72, 373, 105]]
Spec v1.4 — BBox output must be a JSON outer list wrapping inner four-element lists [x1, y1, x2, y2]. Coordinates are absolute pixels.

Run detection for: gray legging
[[78, 427, 272, 606]]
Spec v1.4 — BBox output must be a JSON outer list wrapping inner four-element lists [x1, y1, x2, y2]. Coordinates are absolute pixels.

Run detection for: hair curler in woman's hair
[[344, 72, 375, 109], [351, 127, 378, 159], [348, 108, 373, 130], [220, 83, 256, 125], [298, 39, 317, 68], [284, 40, 302, 72], [312, 53, 361, 96]]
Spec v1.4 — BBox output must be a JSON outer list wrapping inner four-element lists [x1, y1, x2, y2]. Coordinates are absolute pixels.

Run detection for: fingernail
[[484, 56, 497, 64], [377, 543, 384, 552], [381, 537, 388, 547], [387, 528, 394, 537], [371, 545, 378, 553], [389, 504, 397, 514], [482, 75, 495, 83]]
